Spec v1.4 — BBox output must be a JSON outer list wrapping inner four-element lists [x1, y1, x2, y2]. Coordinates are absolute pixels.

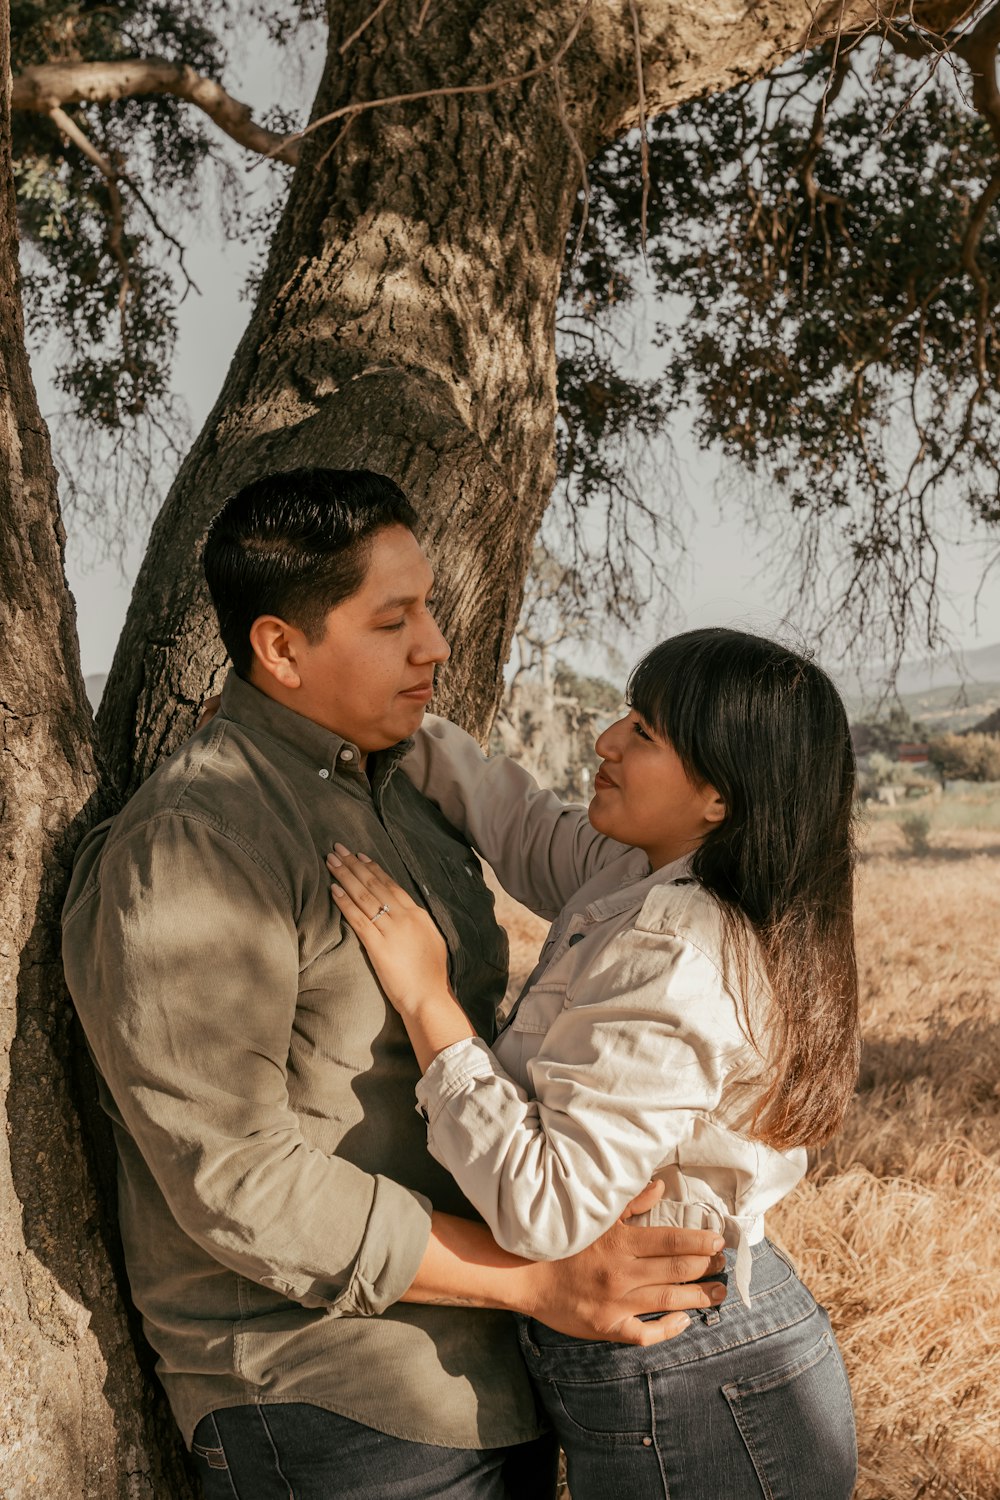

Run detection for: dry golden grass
[[488, 825, 1000, 1500]]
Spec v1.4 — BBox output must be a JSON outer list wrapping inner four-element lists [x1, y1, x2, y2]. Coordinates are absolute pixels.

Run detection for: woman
[[328, 627, 860, 1499]]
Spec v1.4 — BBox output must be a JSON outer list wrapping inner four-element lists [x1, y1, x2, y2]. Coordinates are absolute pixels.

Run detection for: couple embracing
[[63, 467, 859, 1499]]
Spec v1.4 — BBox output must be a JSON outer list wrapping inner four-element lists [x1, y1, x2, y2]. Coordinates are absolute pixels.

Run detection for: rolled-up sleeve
[[403, 716, 630, 918], [415, 926, 746, 1261], [63, 812, 431, 1313]]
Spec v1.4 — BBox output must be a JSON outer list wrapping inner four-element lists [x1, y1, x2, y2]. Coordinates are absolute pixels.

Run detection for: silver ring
[[370, 903, 391, 924]]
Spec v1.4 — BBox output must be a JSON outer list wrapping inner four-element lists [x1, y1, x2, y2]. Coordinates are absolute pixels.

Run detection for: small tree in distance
[[927, 732, 1000, 784], [851, 706, 925, 757]]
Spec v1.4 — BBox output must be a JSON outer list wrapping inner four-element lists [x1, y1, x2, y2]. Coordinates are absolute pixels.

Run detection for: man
[[63, 468, 725, 1499]]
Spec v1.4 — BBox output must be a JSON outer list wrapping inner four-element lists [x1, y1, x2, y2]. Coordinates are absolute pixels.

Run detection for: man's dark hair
[[203, 468, 419, 677]]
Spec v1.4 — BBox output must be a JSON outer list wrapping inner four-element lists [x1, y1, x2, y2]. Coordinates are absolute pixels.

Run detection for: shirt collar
[[584, 851, 696, 922], [218, 670, 412, 781]]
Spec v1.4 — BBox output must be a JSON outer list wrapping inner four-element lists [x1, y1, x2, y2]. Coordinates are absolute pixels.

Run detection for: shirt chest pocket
[[507, 939, 585, 1035], [508, 983, 568, 1036]]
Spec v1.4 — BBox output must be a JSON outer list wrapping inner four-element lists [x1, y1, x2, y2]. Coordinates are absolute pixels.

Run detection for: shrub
[[927, 733, 1000, 783], [899, 812, 932, 855]]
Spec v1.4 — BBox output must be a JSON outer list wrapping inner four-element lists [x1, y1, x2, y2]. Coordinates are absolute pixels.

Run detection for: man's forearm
[[400, 1211, 728, 1346], [400, 1212, 539, 1312]]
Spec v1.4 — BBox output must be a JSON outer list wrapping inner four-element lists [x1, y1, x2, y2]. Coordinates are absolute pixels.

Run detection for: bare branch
[[552, 62, 590, 267], [47, 101, 112, 179], [13, 60, 301, 166], [340, 0, 398, 55], [315, 112, 361, 172], [48, 105, 131, 343], [627, 0, 650, 256], [124, 173, 201, 298]]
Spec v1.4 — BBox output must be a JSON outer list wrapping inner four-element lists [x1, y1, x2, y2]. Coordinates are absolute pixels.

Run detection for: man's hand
[[520, 1217, 726, 1346], [620, 1178, 666, 1221]]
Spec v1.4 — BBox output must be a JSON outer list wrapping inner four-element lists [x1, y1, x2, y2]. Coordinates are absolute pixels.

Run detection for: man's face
[[264, 525, 450, 754]]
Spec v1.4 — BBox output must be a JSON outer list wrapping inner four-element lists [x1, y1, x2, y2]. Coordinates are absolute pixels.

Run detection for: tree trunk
[[0, 5, 197, 1493], [97, 0, 872, 792]]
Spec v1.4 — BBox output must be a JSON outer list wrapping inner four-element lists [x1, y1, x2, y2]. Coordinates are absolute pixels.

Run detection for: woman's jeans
[[517, 1240, 858, 1500], [189, 1403, 558, 1500]]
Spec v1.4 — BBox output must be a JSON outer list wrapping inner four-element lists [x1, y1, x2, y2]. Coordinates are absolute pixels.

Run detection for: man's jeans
[[190, 1403, 558, 1500], [516, 1240, 858, 1500]]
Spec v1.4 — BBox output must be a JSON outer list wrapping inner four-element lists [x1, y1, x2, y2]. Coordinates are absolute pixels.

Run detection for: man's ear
[[249, 615, 304, 690]]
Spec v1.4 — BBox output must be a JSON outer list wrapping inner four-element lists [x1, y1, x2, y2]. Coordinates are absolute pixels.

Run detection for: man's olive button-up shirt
[[62, 672, 540, 1450]]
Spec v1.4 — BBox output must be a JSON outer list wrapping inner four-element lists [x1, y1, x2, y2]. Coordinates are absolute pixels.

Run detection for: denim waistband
[[516, 1240, 820, 1379]]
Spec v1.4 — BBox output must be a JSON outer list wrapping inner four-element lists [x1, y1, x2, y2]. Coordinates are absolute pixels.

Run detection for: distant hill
[[843, 641, 1000, 733], [73, 651, 1000, 732], [894, 679, 1000, 733]]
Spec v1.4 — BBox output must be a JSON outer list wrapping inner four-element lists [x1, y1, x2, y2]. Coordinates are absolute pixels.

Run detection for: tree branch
[[13, 60, 301, 166], [627, 0, 651, 256], [957, 165, 1000, 380], [552, 62, 590, 266], [956, 0, 1000, 149], [339, 0, 398, 55], [48, 106, 132, 346]]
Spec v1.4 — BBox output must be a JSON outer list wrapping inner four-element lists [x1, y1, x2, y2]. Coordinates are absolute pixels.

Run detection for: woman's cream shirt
[[403, 716, 806, 1305]]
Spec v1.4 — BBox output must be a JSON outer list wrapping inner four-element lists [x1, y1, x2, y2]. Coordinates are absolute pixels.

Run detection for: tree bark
[[97, 0, 901, 792], [0, 3, 197, 1493]]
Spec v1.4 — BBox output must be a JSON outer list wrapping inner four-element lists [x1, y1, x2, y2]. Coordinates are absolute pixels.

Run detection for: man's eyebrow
[[370, 581, 435, 614], [372, 594, 418, 613]]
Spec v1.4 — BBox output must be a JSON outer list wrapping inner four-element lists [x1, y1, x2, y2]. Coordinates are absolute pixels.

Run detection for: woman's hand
[[327, 844, 452, 1014], [327, 844, 450, 1011], [328, 846, 475, 1071]]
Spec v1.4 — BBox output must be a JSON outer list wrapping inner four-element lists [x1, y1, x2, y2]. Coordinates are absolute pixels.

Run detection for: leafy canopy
[[11, 8, 1000, 656], [12, 0, 309, 536], [557, 36, 1000, 657]]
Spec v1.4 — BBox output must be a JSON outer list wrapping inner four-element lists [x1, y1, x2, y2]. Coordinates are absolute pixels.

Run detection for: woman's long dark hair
[[628, 627, 860, 1150]]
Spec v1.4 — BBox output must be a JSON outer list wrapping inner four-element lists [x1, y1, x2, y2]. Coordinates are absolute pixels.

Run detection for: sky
[[33, 24, 1000, 692]]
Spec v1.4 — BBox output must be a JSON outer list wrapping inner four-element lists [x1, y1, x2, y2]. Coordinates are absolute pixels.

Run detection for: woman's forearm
[[399, 991, 476, 1073]]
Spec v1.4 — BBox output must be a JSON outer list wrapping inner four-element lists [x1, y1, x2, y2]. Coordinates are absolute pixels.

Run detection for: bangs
[[626, 633, 722, 775]]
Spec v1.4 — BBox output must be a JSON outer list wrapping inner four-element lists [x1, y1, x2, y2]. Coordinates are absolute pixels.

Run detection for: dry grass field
[[490, 816, 1000, 1500]]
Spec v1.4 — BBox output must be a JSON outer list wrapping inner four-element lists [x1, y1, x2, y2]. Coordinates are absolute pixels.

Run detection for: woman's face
[[589, 710, 726, 870]]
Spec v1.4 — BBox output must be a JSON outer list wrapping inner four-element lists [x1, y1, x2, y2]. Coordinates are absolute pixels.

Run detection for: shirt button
[[642, 1437, 653, 1448], [339, 748, 354, 762], [318, 768, 330, 780]]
